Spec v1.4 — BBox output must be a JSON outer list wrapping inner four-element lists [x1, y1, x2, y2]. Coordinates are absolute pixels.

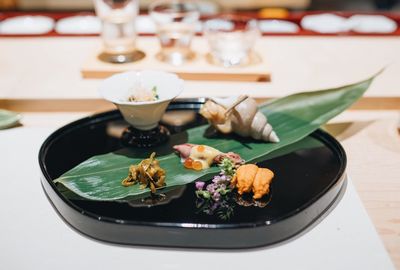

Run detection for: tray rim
[[39, 100, 347, 230]]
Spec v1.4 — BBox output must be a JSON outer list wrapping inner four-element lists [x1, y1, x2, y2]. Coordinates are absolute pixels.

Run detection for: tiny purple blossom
[[212, 176, 221, 183], [212, 192, 221, 201], [195, 181, 205, 190], [207, 184, 216, 193]]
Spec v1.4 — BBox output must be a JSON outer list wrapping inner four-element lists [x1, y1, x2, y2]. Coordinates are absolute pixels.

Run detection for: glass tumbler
[[94, 0, 145, 63], [150, 0, 200, 66], [204, 15, 261, 67]]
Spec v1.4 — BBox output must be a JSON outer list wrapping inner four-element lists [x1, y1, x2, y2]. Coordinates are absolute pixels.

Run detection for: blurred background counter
[[0, 0, 399, 267], [0, 36, 399, 111], [2, 0, 400, 11]]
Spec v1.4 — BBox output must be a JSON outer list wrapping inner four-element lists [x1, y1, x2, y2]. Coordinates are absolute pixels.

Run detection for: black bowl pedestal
[[121, 125, 170, 148]]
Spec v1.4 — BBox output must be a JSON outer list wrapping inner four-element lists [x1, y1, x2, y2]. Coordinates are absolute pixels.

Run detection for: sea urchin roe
[[252, 168, 274, 199], [231, 164, 274, 199]]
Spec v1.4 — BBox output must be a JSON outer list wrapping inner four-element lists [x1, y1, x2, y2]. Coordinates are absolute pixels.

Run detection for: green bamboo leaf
[[54, 72, 379, 201], [0, 109, 22, 129]]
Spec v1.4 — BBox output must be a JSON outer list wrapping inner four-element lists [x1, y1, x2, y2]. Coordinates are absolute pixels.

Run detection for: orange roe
[[184, 158, 193, 169], [192, 161, 203, 171]]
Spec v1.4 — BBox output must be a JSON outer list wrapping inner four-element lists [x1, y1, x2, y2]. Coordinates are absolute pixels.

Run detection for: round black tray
[[39, 99, 347, 249]]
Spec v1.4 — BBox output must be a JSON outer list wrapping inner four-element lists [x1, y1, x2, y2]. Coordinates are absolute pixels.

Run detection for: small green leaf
[[0, 110, 22, 129], [202, 191, 211, 199]]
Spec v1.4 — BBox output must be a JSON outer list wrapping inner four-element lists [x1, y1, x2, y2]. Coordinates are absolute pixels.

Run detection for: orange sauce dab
[[197, 145, 205, 152]]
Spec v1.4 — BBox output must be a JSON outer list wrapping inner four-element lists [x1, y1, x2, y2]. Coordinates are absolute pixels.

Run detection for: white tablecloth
[[0, 127, 394, 270]]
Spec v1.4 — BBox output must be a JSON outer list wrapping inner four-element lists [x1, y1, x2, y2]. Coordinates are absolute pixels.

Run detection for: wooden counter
[[1, 36, 400, 110], [0, 35, 399, 267]]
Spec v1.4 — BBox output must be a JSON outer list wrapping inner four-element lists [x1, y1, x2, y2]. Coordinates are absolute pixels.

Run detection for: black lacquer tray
[[39, 99, 347, 249]]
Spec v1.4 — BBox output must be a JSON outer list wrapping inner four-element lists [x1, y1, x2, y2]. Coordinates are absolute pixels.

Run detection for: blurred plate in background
[[0, 16, 54, 35], [55, 15, 101, 34], [259, 19, 299, 33]]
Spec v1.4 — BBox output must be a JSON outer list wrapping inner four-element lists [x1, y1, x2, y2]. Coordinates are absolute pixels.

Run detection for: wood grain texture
[[81, 40, 271, 82], [344, 121, 400, 267], [2, 97, 400, 112], [2, 37, 400, 104], [326, 111, 400, 268]]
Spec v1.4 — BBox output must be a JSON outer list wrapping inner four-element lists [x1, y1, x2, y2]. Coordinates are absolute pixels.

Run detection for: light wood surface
[[1, 97, 400, 113], [81, 40, 271, 82], [326, 111, 400, 268], [0, 36, 400, 267], [1, 37, 400, 110], [0, 0, 17, 9]]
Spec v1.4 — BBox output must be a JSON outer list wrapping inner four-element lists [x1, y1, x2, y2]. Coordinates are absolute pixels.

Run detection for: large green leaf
[[54, 73, 378, 201]]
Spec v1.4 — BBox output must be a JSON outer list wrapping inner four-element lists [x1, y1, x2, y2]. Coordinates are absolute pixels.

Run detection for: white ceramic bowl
[[99, 70, 184, 130]]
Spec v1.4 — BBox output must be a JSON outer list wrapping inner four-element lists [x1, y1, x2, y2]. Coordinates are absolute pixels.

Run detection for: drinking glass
[[94, 0, 145, 63], [204, 15, 261, 67], [149, 0, 200, 66]]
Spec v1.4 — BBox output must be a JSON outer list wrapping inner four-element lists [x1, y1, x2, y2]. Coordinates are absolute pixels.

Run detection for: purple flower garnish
[[212, 176, 220, 183], [212, 192, 221, 201], [195, 158, 236, 203], [195, 181, 205, 190], [207, 184, 216, 192], [195, 157, 238, 220]]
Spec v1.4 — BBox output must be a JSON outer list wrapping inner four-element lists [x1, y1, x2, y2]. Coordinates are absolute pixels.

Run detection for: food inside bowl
[[127, 84, 159, 102]]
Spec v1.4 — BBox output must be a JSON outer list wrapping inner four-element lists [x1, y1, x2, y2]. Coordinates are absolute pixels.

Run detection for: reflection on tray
[[128, 186, 186, 208], [196, 188, 272, 221]]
